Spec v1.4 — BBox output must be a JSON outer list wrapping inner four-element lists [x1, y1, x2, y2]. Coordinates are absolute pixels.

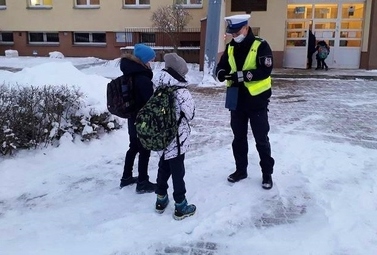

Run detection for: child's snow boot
[[155, 194, 169, 214], [173, 199, 196, 220]]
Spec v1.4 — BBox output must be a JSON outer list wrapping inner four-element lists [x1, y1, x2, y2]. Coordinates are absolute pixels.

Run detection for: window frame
[[123, 0, 150, 9], [175, 0, 203, 9], [139, 32, 155, 46], [27, 0, 53, 9], [231, 0, 267, 12], [115, 32, 133, 43], [0, 0, 6, 9], [0, 32, 14, 44], [74, 0, 100, 9], [73, 32, 107, 45], [28, 32, 59, 45]]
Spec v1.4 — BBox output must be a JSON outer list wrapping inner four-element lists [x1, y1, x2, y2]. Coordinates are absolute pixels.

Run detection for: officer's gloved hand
[[216, 69, 227, 82], [225, 71, 244, 83]]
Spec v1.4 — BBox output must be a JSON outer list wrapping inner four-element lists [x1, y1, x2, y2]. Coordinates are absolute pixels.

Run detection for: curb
[[271, 74, 377, 81]]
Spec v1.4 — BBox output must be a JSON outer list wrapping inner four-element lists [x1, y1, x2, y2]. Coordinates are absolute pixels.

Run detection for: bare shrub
[[0, 84, 121, 156]]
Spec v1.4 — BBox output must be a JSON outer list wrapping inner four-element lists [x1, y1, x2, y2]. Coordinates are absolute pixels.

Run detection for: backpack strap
[[162, 67, 187, 83]]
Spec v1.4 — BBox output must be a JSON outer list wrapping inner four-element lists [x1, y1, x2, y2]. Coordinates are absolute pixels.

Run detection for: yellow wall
[[222, 0, 286, 51], [0, 0, 207, 31]]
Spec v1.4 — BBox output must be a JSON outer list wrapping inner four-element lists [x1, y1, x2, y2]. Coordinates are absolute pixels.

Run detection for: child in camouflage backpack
[[154, 53, 196, 220], [315, 40, 330, 71]]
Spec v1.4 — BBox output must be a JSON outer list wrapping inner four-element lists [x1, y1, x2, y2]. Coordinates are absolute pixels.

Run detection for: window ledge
[[0, 42, 14, 45], [73, 43, 107, 47], [179, 5, 203, 9], [73, 5, 100, 9], [0, 6, 6, 10], [27, 6, 53, 10], [28, 42, 60, 46], [123, 5, 150, 9]]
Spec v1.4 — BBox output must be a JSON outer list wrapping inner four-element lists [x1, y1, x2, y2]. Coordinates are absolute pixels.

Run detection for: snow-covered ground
[[0, 56, 377, 255]]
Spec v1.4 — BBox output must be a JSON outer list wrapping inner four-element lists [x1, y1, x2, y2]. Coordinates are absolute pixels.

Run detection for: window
[[124, 0, 150, 7], [28, 0, 52, 7], [232, 0, 266, 12], [139, 32, 155, 46], [175, 0, 202, 7], [0, 0, 6, 9], [287, 5, 313, 19], [115, 32, 132, 43], [314, 4, 338, 19], [0, 32, 13, 44], [75, 0, 99, 7], [73, 32, 106, 44], [28, 32, 59, 44]]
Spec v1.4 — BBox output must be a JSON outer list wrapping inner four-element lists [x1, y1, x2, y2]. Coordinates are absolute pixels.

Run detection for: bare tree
[[151, 4, 192, 51]]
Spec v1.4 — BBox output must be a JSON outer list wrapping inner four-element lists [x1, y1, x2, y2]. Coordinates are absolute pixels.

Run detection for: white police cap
[[225, 14, 251, 34]]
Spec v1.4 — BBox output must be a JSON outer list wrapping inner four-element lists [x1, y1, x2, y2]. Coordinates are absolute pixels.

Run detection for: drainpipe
[[204, 0, 222, 77]]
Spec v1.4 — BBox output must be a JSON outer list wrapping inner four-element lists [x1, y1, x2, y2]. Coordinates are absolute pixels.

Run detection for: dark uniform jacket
[[120, 54, 154, 114], [215, 27, 273, 110]]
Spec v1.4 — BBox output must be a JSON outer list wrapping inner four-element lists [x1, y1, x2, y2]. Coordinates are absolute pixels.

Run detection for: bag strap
[[162, 67, 187, 83]]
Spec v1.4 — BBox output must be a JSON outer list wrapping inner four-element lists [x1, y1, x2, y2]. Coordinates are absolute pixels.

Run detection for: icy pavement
[[1, 77, 377, 255], [151, 78, 377, 255], [190, 78, 377, 152]]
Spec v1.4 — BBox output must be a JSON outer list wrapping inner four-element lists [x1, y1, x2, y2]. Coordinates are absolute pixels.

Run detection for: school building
[[1, 0, 376, 69]]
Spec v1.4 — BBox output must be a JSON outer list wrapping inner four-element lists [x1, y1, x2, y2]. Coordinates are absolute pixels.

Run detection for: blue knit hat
[[133, 44, 156, 64]]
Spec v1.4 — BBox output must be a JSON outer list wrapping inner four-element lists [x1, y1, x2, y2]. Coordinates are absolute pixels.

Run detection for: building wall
[[0, 1, 205, 59], [1, 1, 207, 31], [1, 0, 376, 69], [220, 0, 286, 67], [364, 0, 377, 69]]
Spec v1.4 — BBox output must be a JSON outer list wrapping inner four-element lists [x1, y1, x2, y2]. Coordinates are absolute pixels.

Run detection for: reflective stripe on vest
[[227, 40, 271, 96]]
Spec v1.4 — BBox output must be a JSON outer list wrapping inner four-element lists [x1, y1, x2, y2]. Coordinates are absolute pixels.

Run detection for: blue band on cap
[[229, 20, 248, 29]]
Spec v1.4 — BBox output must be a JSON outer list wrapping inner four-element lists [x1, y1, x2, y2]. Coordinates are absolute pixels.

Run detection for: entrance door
[[284, 2, 364, 69], [312, 3, 364, 69], [283, 21, 310, 68], [283, 5, 313, 68]]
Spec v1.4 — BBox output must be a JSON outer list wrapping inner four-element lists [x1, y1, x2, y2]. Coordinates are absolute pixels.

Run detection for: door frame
[[284, 1, 365, 69]]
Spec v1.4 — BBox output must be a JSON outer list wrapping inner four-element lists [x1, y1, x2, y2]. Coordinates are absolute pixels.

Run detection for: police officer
[[215, 14, 275, 189]]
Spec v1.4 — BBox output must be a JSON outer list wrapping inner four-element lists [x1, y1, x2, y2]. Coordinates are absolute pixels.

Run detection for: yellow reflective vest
[[227, 39, 271, 96]]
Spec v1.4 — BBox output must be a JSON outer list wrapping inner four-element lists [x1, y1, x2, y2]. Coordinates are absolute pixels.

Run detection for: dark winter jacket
[[120, 54, 154, 114], [215, 27, 273, 110], [308, 30, 316, 56]]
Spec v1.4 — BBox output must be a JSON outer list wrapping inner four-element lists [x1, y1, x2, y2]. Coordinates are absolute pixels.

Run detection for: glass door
[[335, 3, 364, 68], [283, 4, 313, 68], [312, 4, 338, 68], [284, 2, 364, 69]]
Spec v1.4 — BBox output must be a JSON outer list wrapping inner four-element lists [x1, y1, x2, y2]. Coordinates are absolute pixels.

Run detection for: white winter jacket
[[157, 74, 195, 160]]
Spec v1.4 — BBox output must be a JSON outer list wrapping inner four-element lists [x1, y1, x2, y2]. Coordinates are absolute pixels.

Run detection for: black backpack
[[106, 75, 135, 118]]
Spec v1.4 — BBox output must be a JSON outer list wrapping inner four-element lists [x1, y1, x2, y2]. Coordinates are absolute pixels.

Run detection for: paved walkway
[[148, 77, 377, 254], [189, 77, 377, 157], [272, 68, 377, 80]]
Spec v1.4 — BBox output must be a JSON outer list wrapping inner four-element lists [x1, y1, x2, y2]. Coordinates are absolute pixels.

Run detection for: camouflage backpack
[[318, 45, 329, 59], [135, 85, 183, 151]]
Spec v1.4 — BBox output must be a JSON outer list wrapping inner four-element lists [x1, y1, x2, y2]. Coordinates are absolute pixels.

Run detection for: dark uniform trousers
[[230, 107, 275, 175], [122, 116, 151, 182], [156, 154, 186, 204]]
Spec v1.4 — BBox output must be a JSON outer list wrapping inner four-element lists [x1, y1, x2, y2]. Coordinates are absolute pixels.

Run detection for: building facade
[[1, 0, 376, 69], [0, 0, 205, 61], [220, 0, 377, 69]]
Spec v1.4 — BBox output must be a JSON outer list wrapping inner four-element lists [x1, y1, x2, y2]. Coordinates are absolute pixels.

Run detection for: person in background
[[307, 29, 316, 69], [119, 43, 157, 194], [154, 53, 196, 220], [315, 40, 330, 71], [215, 14, 275, 190]]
